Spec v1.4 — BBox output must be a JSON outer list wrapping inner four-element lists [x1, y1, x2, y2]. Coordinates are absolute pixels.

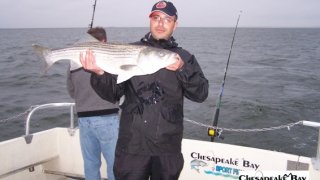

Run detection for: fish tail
[[32, 44, 52, 73]]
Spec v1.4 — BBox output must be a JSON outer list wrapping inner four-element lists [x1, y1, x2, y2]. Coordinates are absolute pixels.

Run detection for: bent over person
[[80, 1, 209, 180], [67, 27, 119, 180]]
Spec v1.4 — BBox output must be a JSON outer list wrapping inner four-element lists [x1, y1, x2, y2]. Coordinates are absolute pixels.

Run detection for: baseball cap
[[149, 1, 178, 19]]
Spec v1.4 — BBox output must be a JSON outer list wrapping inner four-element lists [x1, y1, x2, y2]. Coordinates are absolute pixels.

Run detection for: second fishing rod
[[89, 0, 98, 29], [208, 12, 242, 142]]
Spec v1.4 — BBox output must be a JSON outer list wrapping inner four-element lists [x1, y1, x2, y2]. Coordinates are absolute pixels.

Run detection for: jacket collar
[[141, 32, 178, 49]]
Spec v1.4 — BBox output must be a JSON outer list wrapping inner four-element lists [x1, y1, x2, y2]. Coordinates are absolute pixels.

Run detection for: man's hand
[[166, 54, 184, 71], [80, 49, 104, 75]]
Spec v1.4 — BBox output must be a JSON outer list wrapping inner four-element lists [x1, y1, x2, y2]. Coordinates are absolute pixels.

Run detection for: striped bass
[[32, 41, 177, 83]]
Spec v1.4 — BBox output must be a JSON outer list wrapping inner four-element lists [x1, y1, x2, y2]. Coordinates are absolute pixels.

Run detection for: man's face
[[149, 11, 177, 40]]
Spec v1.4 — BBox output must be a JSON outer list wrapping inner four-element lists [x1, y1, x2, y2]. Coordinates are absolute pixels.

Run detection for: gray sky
[[1, 0, 319, 28]]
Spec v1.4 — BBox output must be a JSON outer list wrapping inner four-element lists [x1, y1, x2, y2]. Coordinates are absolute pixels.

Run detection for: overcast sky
[[1, 0, 319, 28]]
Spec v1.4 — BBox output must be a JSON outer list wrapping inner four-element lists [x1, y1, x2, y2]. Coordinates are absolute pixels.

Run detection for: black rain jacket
[[90, 33, 209, 155]]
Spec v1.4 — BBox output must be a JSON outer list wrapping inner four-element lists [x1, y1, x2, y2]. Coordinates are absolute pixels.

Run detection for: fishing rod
[[208, 11, 242, 142], [89, 0, 98, 29]]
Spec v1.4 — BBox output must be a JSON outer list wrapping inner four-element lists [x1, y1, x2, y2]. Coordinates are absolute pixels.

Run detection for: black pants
[[113, 152, 184, 180]]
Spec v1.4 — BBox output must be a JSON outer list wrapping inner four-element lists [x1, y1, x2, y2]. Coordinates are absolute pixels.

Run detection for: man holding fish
[[81, 1, 209, 180]]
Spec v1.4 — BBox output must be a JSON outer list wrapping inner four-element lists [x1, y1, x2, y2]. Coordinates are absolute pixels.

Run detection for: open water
[[0, 27, 319, 157]]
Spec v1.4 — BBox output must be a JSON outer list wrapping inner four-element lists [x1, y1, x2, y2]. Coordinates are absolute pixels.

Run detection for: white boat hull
[[0, 127, 319, 179]]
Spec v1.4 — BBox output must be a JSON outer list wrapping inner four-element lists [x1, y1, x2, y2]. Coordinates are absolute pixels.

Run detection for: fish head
[[139, 47, 177, 65], [138, 47, 177, 73]]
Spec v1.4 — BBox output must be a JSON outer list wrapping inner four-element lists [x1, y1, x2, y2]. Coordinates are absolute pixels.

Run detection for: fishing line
[[208, 11, 242, 142], [89, 0, 98, 29]]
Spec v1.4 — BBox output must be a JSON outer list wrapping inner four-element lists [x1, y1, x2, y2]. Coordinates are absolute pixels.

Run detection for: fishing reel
[[207, 127, 224, 140]]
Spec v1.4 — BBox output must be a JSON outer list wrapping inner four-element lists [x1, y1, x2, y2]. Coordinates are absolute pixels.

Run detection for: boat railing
[[24, 102, 75, 144], [23, 102, 320, 169], [302, 121, 320, 170]]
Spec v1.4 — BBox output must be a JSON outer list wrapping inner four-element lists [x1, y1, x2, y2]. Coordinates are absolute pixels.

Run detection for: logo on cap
[[156, 1, 167, 9]]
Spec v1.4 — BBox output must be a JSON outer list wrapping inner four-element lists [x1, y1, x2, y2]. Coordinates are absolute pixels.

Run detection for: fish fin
[[120, 64, 145, 73], [120, 65, 138, 71], [117, 65, 144, 83], [117, 74, 133, 84], [32, 44, 52, 73]]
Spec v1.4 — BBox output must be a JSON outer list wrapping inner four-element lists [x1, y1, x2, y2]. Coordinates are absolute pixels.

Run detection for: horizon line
[[1, 26, 320, 30]]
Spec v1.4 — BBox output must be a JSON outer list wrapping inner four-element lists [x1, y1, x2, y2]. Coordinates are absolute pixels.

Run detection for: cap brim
[[149, 10, 175, 18]]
